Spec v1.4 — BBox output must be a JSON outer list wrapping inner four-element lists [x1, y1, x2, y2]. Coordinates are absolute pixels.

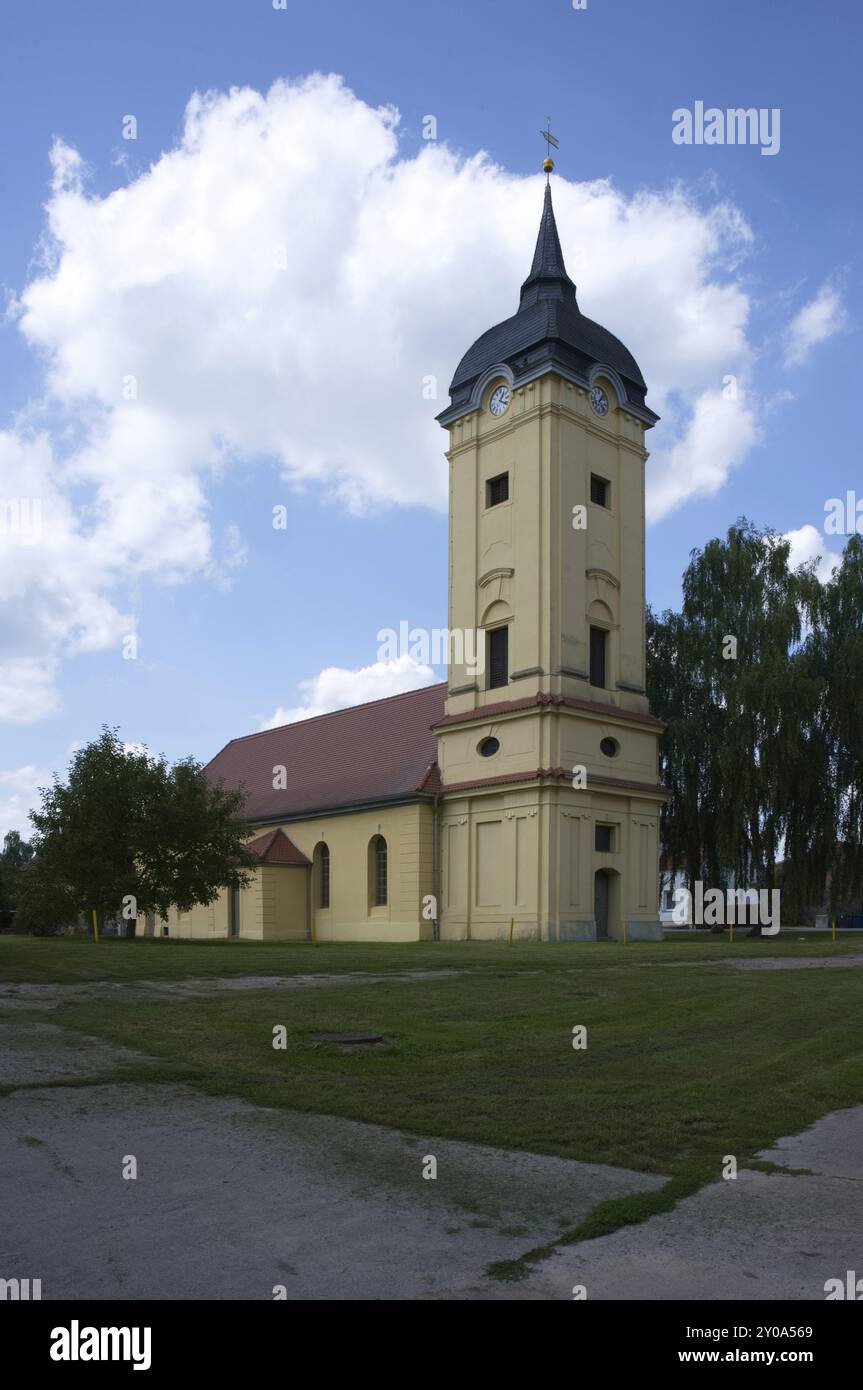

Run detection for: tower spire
[[519, 181, 577, 309]]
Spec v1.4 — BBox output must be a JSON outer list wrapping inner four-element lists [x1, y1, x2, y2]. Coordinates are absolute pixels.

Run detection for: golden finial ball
[[543, 157, 555, 173]]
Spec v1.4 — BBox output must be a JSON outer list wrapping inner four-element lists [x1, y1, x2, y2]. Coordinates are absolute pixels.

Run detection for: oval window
[[600, 737, 619, 758], [479, 736, 500, 758]]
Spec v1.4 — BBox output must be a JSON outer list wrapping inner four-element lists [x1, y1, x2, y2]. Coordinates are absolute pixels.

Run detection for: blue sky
[[0, 0, 859, 833]]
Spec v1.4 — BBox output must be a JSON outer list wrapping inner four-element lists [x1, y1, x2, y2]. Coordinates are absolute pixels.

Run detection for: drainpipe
[[432, 792, 441, 942]]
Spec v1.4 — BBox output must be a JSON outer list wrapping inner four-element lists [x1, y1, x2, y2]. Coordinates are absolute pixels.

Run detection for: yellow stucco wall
[[261, 865, 307, 940], [162, 802, 436, 943], [253, 802, 435, 942], [443, 372, 651, 718], [439, 781, 662, 943]]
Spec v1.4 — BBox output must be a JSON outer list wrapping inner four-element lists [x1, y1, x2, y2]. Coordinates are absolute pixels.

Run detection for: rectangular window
[[589, 626, 607, 688], [595, 825, 613, 853], [487, 626, 509, 690], [590, 474, 609, 507], [486, 473, 509, 508]]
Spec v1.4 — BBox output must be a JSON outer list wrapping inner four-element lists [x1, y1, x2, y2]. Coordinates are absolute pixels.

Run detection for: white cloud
[[0, 658, 60, 724], [4, 73, 762, 720], [783, 524, 842, 584], [0, 429, 133, 719], [784, 281, 848, 367], [259, 654, 437, 729], [0, 765, 50, 838], [647, 387, 759, 523]]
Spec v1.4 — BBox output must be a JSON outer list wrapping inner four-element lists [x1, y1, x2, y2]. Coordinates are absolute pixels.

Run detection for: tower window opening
[[487, 627, 509, 690], [590, 474, 609, 507], [595, 825, 614, 853], [589, 626, 607, 689], [486, 473, 509, 508]]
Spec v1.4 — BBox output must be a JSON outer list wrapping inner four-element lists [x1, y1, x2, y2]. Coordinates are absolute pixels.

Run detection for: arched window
[[313, 842, 330, 909], [370, 835, 388, 907]]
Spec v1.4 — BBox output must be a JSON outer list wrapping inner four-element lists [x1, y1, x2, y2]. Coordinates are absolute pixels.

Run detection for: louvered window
[[487, 627, 509, 690], [486, 473, 509, 508]]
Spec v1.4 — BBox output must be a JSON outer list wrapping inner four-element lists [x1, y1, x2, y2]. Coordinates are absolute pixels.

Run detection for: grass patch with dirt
[[4, 933, 862, 1277]]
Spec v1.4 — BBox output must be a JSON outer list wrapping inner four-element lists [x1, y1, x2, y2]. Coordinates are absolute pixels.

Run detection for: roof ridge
[[207, 680, 448, 760]]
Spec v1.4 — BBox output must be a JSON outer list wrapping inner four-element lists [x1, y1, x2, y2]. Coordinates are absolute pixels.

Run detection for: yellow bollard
[[91, 908, 100, 943], [832, 917, 836, 945], [623, 920, 628, 945], [508, 916, 514, 945], [311, 915, 317, 945], [729, 920, 734, 946]]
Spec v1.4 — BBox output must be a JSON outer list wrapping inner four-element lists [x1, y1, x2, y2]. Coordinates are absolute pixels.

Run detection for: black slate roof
[[441, 183, 656, 422]]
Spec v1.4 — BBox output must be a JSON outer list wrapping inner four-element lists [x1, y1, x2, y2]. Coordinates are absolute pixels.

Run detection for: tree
[[785, 533, 863, 913], [648, 519, 824, 925], [0, 831, 35, 928], [19, 729, 255, 937]]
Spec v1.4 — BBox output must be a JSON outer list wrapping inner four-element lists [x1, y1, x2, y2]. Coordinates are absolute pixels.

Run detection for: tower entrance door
[[594, 869, 610, 940]]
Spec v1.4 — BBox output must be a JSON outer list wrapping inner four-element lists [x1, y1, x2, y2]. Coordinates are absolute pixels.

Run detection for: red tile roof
[[244, 828, 311, 866], [206, 682, 447, 823]]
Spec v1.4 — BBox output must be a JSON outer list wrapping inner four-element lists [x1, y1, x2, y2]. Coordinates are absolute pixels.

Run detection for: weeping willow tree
[[784, 533, 863, 913], [647, 519, 830, 912]]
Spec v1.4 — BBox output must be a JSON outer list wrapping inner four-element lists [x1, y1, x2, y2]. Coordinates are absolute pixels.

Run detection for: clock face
[[489, 384, 511, 417], [590, 386, 609, 417]]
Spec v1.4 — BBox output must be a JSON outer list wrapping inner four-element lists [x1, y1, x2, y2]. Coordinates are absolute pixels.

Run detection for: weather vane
[[540, 117, 559, 178]]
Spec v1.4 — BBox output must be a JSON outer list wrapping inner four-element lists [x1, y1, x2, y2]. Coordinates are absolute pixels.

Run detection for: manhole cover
[[311, 1031, 386, 1046]]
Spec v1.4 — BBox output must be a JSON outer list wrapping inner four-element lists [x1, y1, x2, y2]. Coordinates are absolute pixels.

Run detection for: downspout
[[432, 792, 440, 942]]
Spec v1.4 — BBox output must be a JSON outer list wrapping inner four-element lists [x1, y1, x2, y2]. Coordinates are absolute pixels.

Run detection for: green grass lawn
[[2, 928, 862, 983], [3, 932, 862, 1174], [3, 932, 863, 1272]]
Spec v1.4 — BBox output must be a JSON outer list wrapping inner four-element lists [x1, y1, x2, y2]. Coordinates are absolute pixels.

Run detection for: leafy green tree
[[785, 533, 863, 912], [19, 729, 254, 938], [0, 830, 35, 927], [648, 519, 823, 923]]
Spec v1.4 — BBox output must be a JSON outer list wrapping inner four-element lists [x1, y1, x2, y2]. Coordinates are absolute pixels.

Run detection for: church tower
[[433, 176, 667, 941]]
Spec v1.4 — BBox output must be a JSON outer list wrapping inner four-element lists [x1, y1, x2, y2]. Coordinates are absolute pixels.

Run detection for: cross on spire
[[540, 118, 559, 180]]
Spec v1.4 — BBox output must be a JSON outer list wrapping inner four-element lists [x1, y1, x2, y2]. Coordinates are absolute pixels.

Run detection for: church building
[[158, 177, 667, 944]]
